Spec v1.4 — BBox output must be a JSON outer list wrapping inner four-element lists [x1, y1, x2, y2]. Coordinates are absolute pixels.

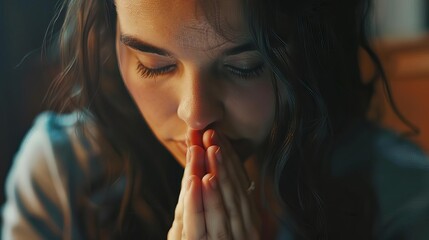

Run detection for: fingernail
[[209, 175, 217, 190], [215, 147, 222, 163]]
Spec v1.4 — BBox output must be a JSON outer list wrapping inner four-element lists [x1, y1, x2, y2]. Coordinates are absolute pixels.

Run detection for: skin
[[114, 0, 277, 238]]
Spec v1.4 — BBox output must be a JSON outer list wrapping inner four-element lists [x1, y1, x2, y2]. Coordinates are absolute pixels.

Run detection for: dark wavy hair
[[47, 0, 391, 238]]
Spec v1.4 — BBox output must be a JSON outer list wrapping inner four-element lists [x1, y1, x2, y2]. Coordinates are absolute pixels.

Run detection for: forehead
[[115, 0, 249, 51]]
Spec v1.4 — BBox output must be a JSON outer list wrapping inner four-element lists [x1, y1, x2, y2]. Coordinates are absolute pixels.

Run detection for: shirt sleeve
[[1, 113, 86, 240], [373, 134, 429, 240]]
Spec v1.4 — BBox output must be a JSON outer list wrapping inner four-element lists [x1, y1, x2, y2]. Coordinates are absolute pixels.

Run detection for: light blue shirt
[[2, 113, 429, 239]]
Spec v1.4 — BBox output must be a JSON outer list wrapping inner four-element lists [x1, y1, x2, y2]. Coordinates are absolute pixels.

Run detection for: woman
[[2, 0, 429, 239]]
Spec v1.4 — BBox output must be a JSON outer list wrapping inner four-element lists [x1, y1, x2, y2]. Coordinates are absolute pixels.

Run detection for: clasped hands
[[168, 129, 261, 240]]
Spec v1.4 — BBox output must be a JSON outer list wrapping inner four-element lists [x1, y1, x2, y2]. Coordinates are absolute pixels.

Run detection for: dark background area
[[0, 0, 429, 218], [1, 0, 60, 205]]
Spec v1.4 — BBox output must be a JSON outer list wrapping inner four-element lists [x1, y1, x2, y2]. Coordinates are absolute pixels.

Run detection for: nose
[[177, 71, 223, 130]]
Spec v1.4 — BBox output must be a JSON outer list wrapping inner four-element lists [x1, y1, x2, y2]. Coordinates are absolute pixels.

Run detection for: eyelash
[[136, 63, 176, 78], [136, 62, 265, 80], [224, 64, 265, 79]]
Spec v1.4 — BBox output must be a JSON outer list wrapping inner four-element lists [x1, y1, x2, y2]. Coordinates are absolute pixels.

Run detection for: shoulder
[[330, 121, 429, 239], [11, 111, 100, 182], [369, 127, 429, 239], [2, 111, 100, 239]]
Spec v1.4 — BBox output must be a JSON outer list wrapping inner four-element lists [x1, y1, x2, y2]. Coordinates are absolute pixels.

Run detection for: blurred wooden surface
[[366, 35, 429, 153]]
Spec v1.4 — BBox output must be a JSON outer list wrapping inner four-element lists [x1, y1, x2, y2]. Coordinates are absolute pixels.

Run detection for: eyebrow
[[223, 42, 256, 56], [120, 34, 257, 57], [120, 34, 173, 56]]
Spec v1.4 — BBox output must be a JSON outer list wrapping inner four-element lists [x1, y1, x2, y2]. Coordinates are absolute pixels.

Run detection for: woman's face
[[115, 0, 276, 166]]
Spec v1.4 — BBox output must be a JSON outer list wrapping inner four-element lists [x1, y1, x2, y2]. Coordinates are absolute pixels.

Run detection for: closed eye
[[136, 62, 176, 78], [224, 63, 265, 79], [136, 62, 266, 80]]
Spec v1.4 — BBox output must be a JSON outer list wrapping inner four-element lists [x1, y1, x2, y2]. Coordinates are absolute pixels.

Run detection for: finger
[[208, 142, 259, 238], [169, 148, 192, 239], [202, 173, 231, 239], [183, 175, 207, 240], [205, 130, 260, 236], [187, 129, 203, 147], [202, 129, 213, 150], [204, 130, 249, 188], [207, 145, 245, 239], [179, 146, 206, 220], [170, 146, 206, 239], [207, 131, 250, 206], [212, 132, 259, 232], [188, 145, 206, 179]]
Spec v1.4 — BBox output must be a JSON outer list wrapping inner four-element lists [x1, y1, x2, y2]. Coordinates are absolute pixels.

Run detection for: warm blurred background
[[367, 0, 429, 153], [0, 0, 428, 210]]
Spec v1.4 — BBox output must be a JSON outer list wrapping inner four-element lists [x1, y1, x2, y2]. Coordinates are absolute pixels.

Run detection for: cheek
[[228, 80, 276, 140], [116, 43, 178, 134]]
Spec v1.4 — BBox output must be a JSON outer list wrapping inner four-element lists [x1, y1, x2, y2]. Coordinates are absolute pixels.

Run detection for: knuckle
[[176, 219, 183, 229], [174, 208, 183, 223], [211, 199, 224, 212], [198, 232, 208, 240], [215, 231, 229, 240], [182, 231, 207, 240]]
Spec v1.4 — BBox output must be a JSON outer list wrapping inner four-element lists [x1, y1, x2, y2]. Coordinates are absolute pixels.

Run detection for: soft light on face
[[115, 0, 276, 167]]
